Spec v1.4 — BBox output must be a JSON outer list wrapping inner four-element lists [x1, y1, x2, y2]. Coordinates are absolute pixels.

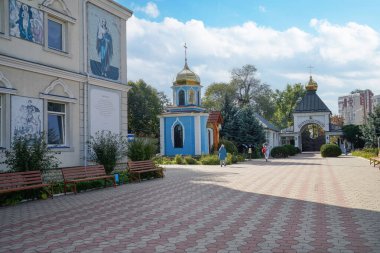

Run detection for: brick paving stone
[[1, 153, 380, 252]]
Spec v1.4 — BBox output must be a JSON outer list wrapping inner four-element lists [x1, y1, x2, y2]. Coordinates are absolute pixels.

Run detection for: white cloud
[[259, 5, 266, 13], [135, 2, 159, 18], [126, 16, 380, 114]]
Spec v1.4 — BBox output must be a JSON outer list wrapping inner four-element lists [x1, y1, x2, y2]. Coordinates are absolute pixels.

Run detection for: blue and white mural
[[11, 96, 43, 139], [9, 0, 44, 44], [87, 3, 120, 81]]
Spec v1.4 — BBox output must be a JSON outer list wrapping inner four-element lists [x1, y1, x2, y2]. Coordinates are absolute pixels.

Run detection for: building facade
[[280, 76, 343, 151], [373, 94, 380, 109], [159, 59, 209, 156], [338, 89, 374, 125], [254, 113, 280, 149], [0, 0, 132, 170]]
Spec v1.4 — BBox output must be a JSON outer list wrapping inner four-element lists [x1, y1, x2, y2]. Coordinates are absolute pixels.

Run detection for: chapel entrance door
[[301, 124, 325, 151]]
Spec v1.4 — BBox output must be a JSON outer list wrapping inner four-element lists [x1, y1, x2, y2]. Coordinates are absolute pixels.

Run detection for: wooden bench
[[127, 160, 164, 182], [0, 171, 51, 197], [61, 165, 116, 194]]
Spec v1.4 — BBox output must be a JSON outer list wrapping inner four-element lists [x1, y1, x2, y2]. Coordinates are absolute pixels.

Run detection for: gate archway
[[301, 123, 325, 151]]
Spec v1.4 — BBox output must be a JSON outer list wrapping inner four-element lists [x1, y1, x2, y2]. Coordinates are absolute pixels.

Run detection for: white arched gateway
[[280, 76, 343, 152]]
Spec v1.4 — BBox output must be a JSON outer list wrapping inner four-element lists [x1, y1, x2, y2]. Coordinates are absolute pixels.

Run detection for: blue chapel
[[158, 53, 209, 156]]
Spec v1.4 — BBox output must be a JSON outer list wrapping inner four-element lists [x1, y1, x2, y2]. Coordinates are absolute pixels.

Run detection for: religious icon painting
[[11, 96, 43, 140], [9, 0, 44, 44], [87, 3, 121, 81]]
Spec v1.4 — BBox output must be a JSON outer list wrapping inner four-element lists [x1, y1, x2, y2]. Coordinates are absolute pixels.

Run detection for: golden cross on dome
[[184, 43, 188, 64], [307, 65, 314, 76]]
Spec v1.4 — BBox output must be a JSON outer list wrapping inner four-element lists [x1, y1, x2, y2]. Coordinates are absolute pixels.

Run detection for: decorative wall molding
[[40, 78, 77, 103], [44, 78, 75, 98], [0, 71, 13, 89], [42, 0, 72, 17]]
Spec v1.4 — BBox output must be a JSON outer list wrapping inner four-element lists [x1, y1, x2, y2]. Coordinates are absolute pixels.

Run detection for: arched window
[[174, 124, 183, 148], [178, 90, 185, 106], [188, 90, 195, 104]]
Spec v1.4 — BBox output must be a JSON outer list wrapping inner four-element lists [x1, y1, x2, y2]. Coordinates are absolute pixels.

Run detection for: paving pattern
[[1, 153, 380, 253]]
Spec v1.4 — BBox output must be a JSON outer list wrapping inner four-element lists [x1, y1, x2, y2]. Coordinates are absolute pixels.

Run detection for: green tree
[[221, 104, 265, 149], [273, 83, 306, 128], [231, 64, 262, 107], [342, 124, 364, 149], [220, 94, 239, 140], [361, 105, 380, 148], [252, 84, 276, 121], [128, 80, 165, 137], [233, 106, 266, 148], [202, 82, 236, 111]]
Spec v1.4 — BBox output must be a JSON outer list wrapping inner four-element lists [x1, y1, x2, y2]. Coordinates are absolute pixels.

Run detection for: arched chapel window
[[178, 90, 185, 106], [188, 90, 195, 104], [174, 124, 183, 148]]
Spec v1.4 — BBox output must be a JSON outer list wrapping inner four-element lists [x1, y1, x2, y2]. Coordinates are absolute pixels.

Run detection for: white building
[[338, 90, 374, 125], [0, 0, 132, 170], [373, 94, 380, 109]]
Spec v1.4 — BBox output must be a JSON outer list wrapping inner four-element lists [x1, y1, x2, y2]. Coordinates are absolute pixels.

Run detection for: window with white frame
[[47, 17, 66, 52], [47, 102, 66, 145]]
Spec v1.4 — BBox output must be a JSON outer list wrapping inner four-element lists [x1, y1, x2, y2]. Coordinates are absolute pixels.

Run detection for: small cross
[[184, 43, 188, 63], [307, 65, 314, 76]]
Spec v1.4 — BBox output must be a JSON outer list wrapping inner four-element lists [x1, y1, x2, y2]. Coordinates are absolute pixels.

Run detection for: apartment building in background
[[338, 89, 374, 125]]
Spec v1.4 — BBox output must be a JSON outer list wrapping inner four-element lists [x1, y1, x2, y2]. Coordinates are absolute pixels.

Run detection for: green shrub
[[283, 145, 297, 156], [270, 146, 289, 158], [219, 139, 238, 154], [184, 155, 198, 164], [352, 148, 378, 159], [88, 131, 128, 174], [237, 154, 246, 162], [295, 147, 301, 154], [126, 137, 157, 162], [200, 155, 220, 165], [174, 154, 184, 164], [320, 144, 342, 157], [3, 133, 60, 172], [152, 156, 173, 165]]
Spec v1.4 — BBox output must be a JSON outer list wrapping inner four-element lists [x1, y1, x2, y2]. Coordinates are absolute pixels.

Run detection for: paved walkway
[[1, 153, 380, 253]]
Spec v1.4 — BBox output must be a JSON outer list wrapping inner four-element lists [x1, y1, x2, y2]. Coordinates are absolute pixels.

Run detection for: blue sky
[[115, 0, 380, 114]]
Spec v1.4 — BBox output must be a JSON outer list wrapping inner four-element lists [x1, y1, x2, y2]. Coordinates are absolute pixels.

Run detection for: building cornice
[[0, 54, 86, 82], [158, 112, 209, 118], [0, 54, 131, 92]]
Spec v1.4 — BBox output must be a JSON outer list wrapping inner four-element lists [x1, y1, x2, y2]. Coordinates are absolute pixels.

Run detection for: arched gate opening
[[301, 123, 325, 151]]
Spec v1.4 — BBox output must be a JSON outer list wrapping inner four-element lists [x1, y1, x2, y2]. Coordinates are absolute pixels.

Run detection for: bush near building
[[320, 144, 342, 157], [270, 146, 289, 158], [283, 144, 298, 156]]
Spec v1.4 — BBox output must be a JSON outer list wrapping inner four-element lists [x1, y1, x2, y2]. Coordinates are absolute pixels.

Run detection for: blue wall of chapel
[[164, 116, 195, 156], [201, 116, 209, 154], [174, 86, 201, 106]]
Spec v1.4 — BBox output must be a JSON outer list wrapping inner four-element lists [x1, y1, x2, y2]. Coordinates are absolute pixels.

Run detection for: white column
[[194, 116, 201, 155], [325, 135, 330, 144], [159, 117, 165, 155], [294, 136, 299, 148]]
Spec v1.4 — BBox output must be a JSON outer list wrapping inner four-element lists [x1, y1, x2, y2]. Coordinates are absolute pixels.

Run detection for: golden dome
[[306, 76, 318, 91], [174, 62, 200, 85]]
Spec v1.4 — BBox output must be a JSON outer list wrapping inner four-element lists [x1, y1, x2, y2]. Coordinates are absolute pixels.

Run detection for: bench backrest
[[61, 165, 107, 181], [0, 171, 44, 190], [127, 160, 155, 172]]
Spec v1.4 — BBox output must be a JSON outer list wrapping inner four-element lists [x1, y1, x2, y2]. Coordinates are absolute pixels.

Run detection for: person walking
[[218, 144, 227, 167], [262, 143, 270, 162]]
